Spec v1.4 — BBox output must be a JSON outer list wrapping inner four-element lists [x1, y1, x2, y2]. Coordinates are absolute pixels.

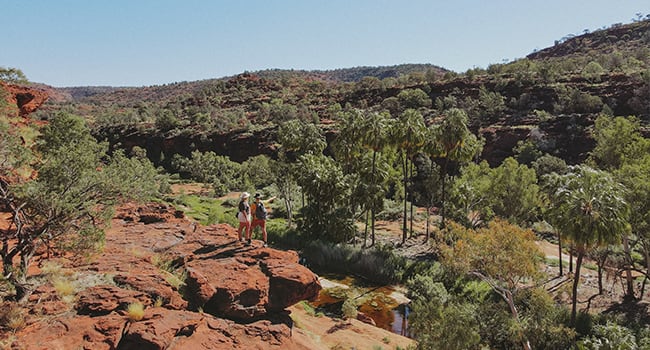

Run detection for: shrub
[[127, 302, 145, 321], [341, 298, 358, 319]]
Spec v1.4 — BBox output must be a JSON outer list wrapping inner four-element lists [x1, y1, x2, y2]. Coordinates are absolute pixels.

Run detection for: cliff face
[[97, 70, 646, 168], [5, 202, 322, 349], [1, 82, 50, 117]]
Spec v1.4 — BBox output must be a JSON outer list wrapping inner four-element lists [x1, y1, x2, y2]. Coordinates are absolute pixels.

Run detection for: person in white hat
[[237, 192, 251, 244]]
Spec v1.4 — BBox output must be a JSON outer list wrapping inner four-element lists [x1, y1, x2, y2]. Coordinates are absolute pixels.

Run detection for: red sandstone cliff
[[1, 82, 50, 117]]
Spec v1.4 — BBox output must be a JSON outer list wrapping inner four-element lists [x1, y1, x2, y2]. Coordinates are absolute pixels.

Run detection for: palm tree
[[391, 109, 426, 244], [434, 108, 482, 228], [360, 111, 390, 246], [547, 166, 629, 325]]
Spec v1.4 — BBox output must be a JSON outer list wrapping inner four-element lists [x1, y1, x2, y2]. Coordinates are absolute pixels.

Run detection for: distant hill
[[32, 19, 649, 168], [527, 19, 650, 60], [252, 64, 448, 83]]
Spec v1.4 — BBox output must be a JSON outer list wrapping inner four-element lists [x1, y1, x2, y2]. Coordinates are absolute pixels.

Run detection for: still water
[[310, 274, 411, 337]]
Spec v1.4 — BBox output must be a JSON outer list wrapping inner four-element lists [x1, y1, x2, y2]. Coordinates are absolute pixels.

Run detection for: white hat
[[240, 192, 250, 199]]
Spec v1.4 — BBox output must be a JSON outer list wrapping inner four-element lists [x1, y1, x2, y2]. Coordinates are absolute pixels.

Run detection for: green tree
[[241, 155, 274, 189], [277, 119, 326, 157], [431, 108, 483, 228], [172, 151, 243, 196], [295, 154, 353, 242], [590, 115, 650, 170], [396, 88, 432, 110], [1, 113, 159, 300], [450, 158, 541, 226], [442, 219, 544, 350], [360, 111, 391, 246], [545, 166, 629, 325], [0, 67, 28, 84], [591, 115, 650, 297], [407, 274, 481, 350], [391, 109, 426, 244], [581, 61, 605, 83]]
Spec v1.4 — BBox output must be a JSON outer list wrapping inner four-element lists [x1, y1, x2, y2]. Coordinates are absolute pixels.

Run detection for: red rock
[[76, 285, 151, 315], [12, 314, 125, 350], [356, 312, 377, 326], [173, 224, 321, 320], [0, 82, 50, 117], [5, 202, 324, 349], [113, 273, 188, 310]]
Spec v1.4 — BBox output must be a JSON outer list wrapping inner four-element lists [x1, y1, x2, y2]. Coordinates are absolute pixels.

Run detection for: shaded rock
[[115, 202, 185, 224], [113, 273, 188, 310], [356, 312, 377, 326], [1, 82, 50, 117], [76, 285, 151, 315]]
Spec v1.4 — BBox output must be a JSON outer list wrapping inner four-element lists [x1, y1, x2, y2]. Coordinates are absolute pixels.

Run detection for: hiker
[[237, 192, 251, 244], [250, 193, 268, 247]]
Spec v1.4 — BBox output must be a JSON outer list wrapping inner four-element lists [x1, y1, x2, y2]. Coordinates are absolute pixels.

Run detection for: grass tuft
[[127, 302, 145, 321], [0, 304, 25, 331]]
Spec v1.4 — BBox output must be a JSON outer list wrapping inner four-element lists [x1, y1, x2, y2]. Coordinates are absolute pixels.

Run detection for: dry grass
[[0, 334, 16, 350], [0, 303, 25, 331], [126, 302, 145, 321], [153, 296, 164, 308], [52, 278, 75, 297], [163, 269, 187, 290]]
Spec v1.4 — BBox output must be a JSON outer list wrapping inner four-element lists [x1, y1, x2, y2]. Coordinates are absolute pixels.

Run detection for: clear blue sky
[[1, 0, 648, 87]]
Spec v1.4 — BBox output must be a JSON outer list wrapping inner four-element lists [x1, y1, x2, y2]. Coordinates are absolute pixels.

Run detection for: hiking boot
[[246, 239, 252, 246], [262, 243, 268, 248]]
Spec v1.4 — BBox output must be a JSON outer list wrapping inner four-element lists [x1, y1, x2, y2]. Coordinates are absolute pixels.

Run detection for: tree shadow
[[602, 298, 650, 328]]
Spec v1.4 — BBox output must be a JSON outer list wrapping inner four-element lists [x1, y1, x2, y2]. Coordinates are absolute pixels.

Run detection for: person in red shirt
[[250, 193, 268, 247]]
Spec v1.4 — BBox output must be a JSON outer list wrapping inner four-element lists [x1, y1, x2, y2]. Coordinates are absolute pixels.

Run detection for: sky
[[1, 1, 648, 87]]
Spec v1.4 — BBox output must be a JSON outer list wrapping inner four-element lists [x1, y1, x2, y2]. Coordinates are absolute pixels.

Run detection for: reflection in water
[[311, 274, 412, 337], [392, 304, 411, 337]]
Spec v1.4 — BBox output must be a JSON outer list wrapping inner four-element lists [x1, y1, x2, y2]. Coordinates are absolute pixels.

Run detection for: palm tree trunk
[[622, 234, 635, 299], [571, 250, 585, 325], [569, 246, 573, 273], [371, 209, 376, 247], [409, 159, 414, 237], [558, 231, 563, 276], [363, 210, 369, 247], [402, 153, 408, 245], [371, 149, 377, 247], [639, 243, 650, 299], [440, 159, 448, 229]]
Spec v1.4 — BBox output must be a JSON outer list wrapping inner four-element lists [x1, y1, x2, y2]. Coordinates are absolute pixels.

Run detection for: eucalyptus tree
[[391, 109, 426, 244], [442, 219, 544, 350], [545, 166, 629, 324], [618, 155, 650, 298]]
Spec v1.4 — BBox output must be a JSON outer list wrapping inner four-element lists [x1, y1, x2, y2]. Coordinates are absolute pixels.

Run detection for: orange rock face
[[1, 82, 50, 117], [4, 202, 322, 349]]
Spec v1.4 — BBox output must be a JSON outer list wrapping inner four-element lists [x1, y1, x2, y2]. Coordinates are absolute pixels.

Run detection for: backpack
[[236, 201, 248, 218], [255, 202, 267, 220]]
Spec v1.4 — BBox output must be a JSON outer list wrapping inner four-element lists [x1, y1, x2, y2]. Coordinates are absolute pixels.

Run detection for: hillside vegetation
[[2, 17, 650, 350]]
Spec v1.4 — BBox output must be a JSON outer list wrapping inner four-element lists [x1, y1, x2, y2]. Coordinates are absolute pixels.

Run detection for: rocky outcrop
[[171, 224, 321, 320], [6, 203, 322, 349], [1, 82, 50, 117]]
